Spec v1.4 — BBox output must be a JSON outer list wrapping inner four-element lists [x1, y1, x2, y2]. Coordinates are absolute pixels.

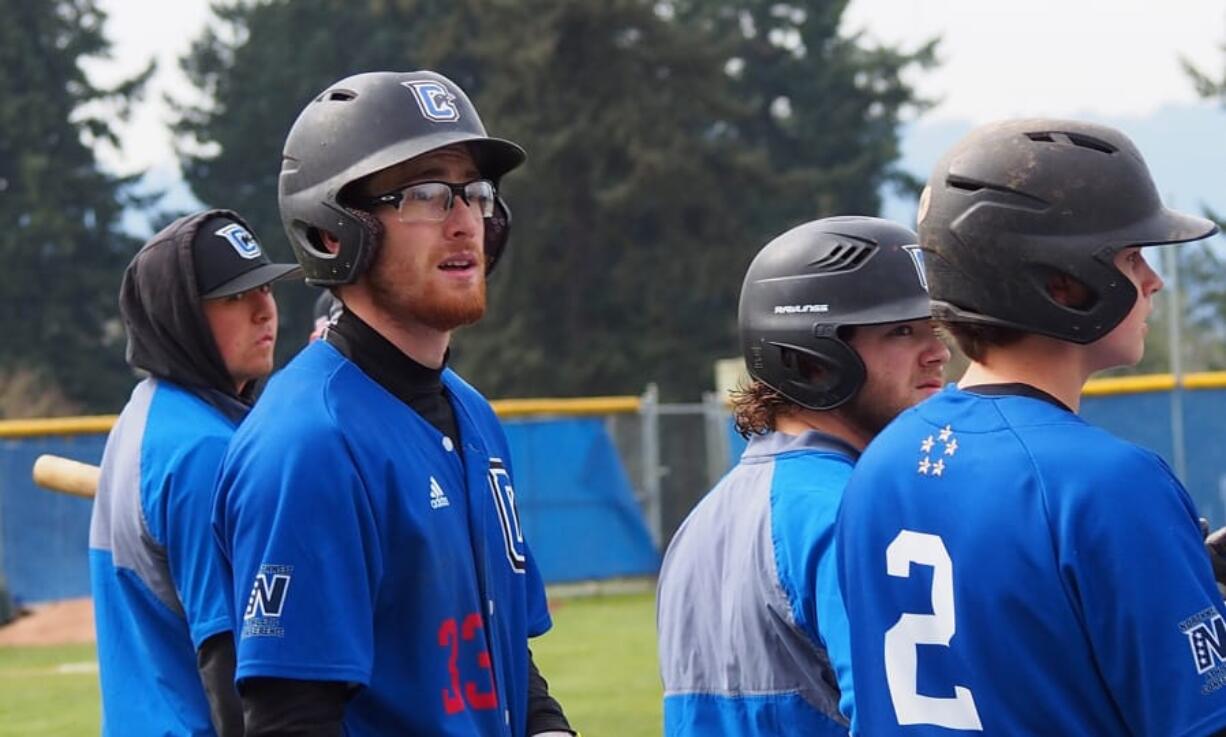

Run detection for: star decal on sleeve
[[918, 457, 931, 475], [920, 435, 935, 453]]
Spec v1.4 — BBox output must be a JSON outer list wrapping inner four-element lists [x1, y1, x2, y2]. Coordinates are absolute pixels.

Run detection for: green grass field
[[0, 642, 100, 736], [0, 591, 660, 737]]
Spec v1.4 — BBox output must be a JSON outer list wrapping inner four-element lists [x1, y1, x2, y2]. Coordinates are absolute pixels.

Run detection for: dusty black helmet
[[739, 216, 932, 410], [278, 70, 526, 286], [918, 118, 1216, 343]]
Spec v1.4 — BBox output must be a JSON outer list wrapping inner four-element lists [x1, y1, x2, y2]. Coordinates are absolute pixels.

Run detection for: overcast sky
[[87, 0, 1226, 191]]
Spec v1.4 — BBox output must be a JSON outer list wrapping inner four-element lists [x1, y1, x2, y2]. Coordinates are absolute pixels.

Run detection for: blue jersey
[[90, 379, 236, 737], [657, 431, 856, 736], [213, 341, 551, 737], [838, 385, 1226, 736]]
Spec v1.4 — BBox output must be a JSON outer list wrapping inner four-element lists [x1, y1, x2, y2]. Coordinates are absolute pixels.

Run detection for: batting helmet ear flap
[[296, 204, 386, 287], [344, 207, 385, 279], [485, 196, 512, 275], [290, 202, 371, 286], [769, 336, 867, 411]]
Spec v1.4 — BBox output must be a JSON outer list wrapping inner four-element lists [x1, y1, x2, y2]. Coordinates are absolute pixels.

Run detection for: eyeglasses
[[361, 179, 496, 223]]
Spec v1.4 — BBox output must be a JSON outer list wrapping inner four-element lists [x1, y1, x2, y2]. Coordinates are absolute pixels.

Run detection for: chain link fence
[[607, 385, 734, 550]]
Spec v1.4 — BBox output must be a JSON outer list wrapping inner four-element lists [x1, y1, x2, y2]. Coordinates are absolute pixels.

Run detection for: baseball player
[[211, 71, 574, 736], [837, 119, 1226, 734], [90, 209, 299, 736], [657, 216, 950, 735]]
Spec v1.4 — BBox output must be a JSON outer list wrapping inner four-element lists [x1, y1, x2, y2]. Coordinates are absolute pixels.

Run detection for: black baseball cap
[[193, 215, 301, 299]]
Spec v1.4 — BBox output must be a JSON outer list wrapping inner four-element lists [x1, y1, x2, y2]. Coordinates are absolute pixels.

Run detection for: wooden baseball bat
[[32, 454, 99, 498]]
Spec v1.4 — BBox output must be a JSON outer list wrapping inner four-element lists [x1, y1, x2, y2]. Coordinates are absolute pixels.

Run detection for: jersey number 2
[[884, 530, 983, 731]]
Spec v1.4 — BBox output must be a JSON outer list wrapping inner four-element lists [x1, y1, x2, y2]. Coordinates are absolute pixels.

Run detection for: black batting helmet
[[918, 118, 1217, 343], [739, 216, 932, 410], [278, 70, 526, 286]]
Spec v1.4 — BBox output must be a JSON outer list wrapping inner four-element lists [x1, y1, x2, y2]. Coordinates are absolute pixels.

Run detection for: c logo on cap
[[215, 223, 262, 260], [403, 80, 460, 122]]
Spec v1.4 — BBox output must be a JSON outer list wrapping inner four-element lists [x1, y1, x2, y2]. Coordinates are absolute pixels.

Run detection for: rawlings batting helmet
[[739, 216, 932, 410], [278, 70, 526, 286], [918, 118, 1217, 343]]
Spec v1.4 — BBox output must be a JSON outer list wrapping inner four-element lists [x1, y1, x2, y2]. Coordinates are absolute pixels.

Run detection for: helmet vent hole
[[1065, 133, 1117, 154], [946, 176, 1050, 208], [947, 177, 987, 194], [808, 241, 875, 273], [321, 89, 357, 102], [1025, 130, 1117, 155]]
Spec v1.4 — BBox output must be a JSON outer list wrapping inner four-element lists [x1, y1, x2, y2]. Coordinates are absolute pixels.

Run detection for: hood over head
[[119, 209, 299, 419]]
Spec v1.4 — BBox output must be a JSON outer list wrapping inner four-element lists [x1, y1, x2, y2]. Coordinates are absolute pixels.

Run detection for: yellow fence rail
[[5, 372, 1226, 438], [492, 395, 641, 419], [0, 395, 645, 438], [0, 415, 118, 439], [1081, 371, 1226, 396]]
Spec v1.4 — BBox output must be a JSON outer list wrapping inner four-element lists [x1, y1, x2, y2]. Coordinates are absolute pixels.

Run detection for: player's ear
[[312, 228, 342, 256], [782, 347, 830, 384], [1045, 271, 1095, 310]]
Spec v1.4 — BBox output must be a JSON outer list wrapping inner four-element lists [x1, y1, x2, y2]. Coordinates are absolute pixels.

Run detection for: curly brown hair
[[730, 379, 795, 438]]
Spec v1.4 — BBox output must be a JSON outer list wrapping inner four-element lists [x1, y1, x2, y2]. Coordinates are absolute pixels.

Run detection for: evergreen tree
[[173, 0, 461, 356], [0, 0, 149, 413], [174, 0, 935, 399], [669, 0, 937, 228], [431, 0, 761, 398]]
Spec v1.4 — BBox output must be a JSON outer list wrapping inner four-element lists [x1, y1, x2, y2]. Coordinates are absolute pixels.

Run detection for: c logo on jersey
[[902, 244, 928, 291], [1181, 607, 1226, 676], [403, 80, 460, 122], [214, 223, 263, 260], [487, 458, 526, 573]]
